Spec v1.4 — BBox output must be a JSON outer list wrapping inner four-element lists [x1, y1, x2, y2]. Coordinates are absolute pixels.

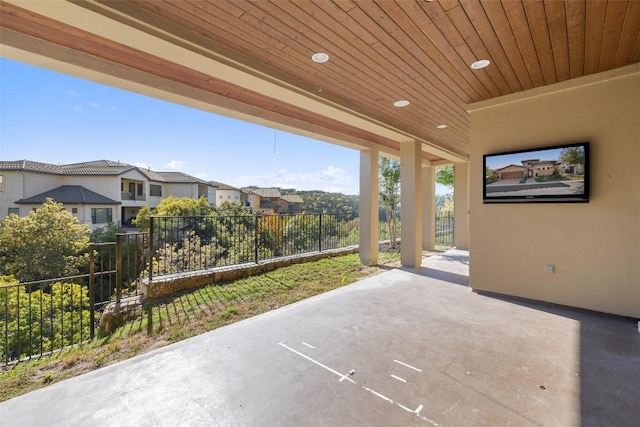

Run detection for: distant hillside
[[280, 189, 359, 216], [245, 187, 452, 218]]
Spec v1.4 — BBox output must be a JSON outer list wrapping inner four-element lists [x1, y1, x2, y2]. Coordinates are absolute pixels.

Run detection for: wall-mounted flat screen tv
[[483, 141, 589, 203]]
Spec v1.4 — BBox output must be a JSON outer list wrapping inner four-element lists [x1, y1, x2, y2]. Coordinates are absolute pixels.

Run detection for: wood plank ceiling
[[1, 0, 639, 161]]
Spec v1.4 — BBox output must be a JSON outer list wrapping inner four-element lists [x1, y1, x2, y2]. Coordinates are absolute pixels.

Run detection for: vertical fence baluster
[[318, 213, 323, 252], [89, 244, 95, 339], [149, 216, 154, 283], [28, 285, 32, 360], [116, 234, 122, 303]]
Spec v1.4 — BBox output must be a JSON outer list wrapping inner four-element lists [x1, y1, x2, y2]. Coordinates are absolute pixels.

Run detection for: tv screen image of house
[[483, 142, 589, 203]]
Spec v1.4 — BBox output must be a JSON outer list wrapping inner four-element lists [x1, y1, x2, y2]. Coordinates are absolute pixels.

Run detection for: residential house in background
[[245, 188, 305, 214], [520, 159, 563, 178], [0, 160, 216, 228], [209, 181, 248, 208], [246, 188, 282, 214], [279, 194, 304, 214]]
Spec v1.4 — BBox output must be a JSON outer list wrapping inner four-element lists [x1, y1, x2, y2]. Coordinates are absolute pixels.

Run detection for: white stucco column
[[454, 161, 470, 250], [359, 148, 379, 265], [422, 164, 435, 251], [400, 141, 423, 267]]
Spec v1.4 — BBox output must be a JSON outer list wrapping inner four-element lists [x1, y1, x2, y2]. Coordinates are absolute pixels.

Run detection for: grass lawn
[[0, 251, 418, 402]]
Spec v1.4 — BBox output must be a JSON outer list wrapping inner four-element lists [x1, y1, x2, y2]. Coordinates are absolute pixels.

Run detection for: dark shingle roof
[[15, 185, 120, 205]]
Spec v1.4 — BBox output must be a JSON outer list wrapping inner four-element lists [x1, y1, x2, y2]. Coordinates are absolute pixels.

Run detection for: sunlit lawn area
[[0, 251, 413, 401]]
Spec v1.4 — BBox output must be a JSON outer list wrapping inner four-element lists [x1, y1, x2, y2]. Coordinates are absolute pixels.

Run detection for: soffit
[[1, 1, 639, 163]]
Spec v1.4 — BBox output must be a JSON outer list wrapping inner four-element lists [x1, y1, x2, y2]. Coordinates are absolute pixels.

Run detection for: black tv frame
[[483, 141, 590, 204]]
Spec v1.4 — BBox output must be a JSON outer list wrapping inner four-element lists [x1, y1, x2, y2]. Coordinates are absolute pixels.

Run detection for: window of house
[[150, 184, 162, 197], [71, 207, 78, 214], [137, 183, 143, 196], [121, 182, 124, 191], [227, 195, 231, 199], [91, 208, 112, 224], [8, 207, 19, 216], [0, 175, 3, 192], [219, 195, 223, 199]]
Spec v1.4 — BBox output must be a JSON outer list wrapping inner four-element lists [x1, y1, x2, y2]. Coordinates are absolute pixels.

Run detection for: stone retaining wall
[[140, 246, 359, 303]]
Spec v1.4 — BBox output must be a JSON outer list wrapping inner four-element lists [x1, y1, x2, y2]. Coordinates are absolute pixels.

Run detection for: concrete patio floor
[[1, 250, 638, 426]]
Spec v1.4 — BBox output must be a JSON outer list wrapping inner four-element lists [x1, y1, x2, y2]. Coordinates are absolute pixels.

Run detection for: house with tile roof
[[244, 188, 304, 215], [279, 194, 304, 214], [0, 160, 216, 228], [209, 181, 249, 208]]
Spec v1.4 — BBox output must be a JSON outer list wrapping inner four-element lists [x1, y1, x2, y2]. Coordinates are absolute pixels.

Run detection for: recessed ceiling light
[[312, 52, 329, 63], [471, 59, 491, 69], [393, 100, 410, 107], [436, 124, 447, 129]]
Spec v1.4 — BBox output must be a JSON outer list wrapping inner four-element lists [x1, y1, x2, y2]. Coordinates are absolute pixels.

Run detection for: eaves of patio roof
[[1, 1, 638, 165]]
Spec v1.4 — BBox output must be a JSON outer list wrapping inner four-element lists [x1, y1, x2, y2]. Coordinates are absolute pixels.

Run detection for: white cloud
[[228, 165, 357, 194], [164, 160, 185, 170], [66, 89, 78, 97], [134, 162, 151, 170], [73, 105, 83, 113], [195, 172, 208, 179], [90, 101, 100, 108]]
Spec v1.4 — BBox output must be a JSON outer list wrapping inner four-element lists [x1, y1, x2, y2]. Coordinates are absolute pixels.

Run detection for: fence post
[[149, 216, 154, 283], [318, 213, 323, 252], [89, 243, 95, 339], [116, 234, 123, 303], [254, 215, 259, 264]]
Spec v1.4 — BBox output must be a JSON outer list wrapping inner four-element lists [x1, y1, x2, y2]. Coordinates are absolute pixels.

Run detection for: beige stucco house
[[0, 160, 216, 228], [209, 181, 248, 208], [244, 188, 305, 215]]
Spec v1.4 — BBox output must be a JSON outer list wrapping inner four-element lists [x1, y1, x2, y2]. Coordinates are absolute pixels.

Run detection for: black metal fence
[[2, 211, 453, 365], [148, 213, 359, 279], [435, 212, 454, 246], [1, 235, 148, 365]]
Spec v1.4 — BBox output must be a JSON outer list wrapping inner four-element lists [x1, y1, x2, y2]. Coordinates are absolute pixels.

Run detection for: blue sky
[[485, 148, 564, 170], [1, 58, 451, 195]]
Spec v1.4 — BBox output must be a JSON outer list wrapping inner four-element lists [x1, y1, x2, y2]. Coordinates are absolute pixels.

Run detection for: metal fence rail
[[2, 212, 453, 366], [1, 235, 148, 365], [149, 213, 359, 279], [435, 212, 454, 246]]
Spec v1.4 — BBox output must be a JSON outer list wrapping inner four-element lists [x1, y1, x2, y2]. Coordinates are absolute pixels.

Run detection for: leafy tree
[[379, 157, 400, 249], [435, 194, 454, 213], [284, 189, 358, 216], [90, 222, 122, 243], [559, 146, 585, 176], [131, 206, 153, 231], [152, 232, 223, 274], [0, 199, 91, 282], [436, 164, 454, 187], [485, 166, 497, 184], [284, 215, 320, 252], [0, 276, 90, 361], [155, 196, 213, 217], [133, 197, 214, 232]]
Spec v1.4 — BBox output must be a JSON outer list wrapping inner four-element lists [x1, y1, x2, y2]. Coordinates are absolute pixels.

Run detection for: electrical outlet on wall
[[546, 264, 555, 274]]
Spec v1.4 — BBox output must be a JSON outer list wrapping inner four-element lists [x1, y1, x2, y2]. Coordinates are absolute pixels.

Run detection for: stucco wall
[[469, 71, 640, 318]]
